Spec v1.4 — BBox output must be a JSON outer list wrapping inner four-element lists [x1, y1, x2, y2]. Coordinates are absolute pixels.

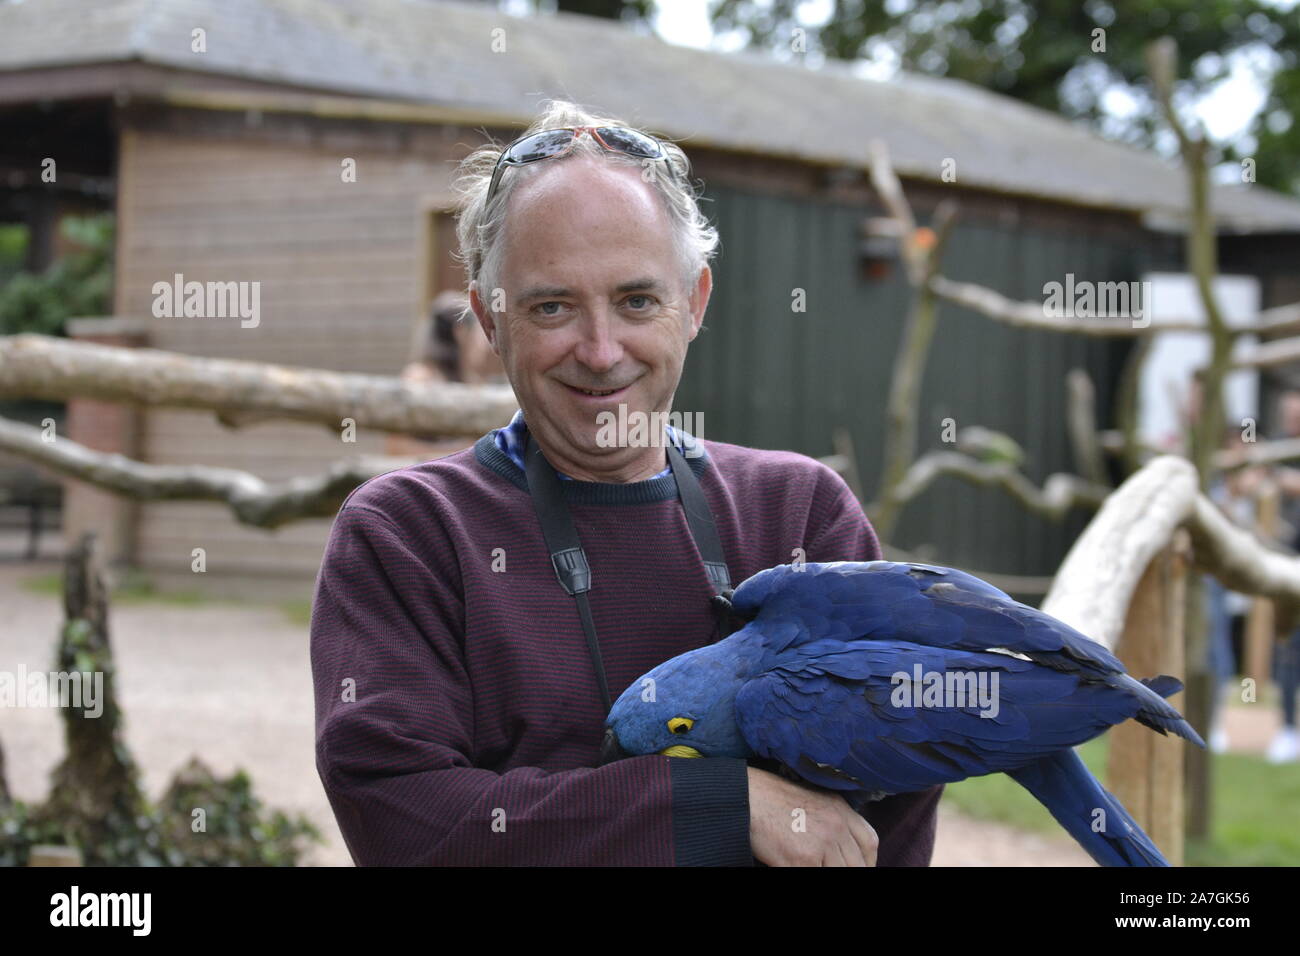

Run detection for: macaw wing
[[734, 639, 1130, 795], [917, 572, 1127, 677], [749, 562, 1126, 677]]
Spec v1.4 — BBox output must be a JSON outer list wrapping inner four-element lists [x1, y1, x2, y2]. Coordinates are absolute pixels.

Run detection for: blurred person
[[385, 291, 507, 461], [1204, 425, 1267, 753], [1158, 369, 1203, 455]]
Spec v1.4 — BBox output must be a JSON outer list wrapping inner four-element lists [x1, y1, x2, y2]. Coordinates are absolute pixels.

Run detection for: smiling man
[[310, 100, 942, 866]]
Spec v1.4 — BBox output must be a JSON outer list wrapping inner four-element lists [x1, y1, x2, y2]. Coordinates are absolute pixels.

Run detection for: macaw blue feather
[[604, 561, 1206, 867]]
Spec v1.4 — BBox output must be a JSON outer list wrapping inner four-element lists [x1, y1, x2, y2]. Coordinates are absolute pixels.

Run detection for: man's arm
[[311, 502, 751, 866]]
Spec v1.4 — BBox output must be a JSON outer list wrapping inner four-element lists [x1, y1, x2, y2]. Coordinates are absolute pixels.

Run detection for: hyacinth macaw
[[600, 561, 1205, 866]]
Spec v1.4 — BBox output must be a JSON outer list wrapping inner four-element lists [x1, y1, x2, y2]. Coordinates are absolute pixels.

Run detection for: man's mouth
[[564, 383, 630, 399]]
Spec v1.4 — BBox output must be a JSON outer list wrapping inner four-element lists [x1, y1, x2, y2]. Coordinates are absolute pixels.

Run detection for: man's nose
[[573, 307, 624, 372]]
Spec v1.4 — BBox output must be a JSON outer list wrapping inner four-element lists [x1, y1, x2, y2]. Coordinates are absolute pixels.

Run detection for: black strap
[[523, 429, 732, 715], [666, 438, 731, 595]]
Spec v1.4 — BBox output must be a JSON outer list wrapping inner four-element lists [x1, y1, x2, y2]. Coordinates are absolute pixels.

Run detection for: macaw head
[[599, 635, 765, 764]]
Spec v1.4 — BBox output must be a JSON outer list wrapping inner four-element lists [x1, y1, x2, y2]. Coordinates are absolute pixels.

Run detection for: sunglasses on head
[[486, 126, 679, 203]]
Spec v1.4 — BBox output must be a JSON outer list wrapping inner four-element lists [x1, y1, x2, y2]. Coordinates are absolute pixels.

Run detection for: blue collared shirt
[[495, 409, 692, 480]]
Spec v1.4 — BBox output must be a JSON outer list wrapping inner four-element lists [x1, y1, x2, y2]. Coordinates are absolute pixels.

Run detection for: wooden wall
[[110, 107, 494, 588]]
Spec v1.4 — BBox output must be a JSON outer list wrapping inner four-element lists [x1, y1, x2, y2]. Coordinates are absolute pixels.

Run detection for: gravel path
[[0, 555, 350, 866]]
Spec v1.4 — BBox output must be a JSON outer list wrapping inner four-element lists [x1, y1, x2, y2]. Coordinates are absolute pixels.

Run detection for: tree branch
[[1066, 369, 1107, 485], [925, 274, 1200, 336], [1043, 455, 1300, 651], [892, 449, 1110, 521], [0, 334, 517, 437], [0, 415, 418, 528]]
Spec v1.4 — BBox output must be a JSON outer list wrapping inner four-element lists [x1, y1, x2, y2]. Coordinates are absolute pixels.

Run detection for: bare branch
[[892, 449, 1110, 520], [1044, 456, 1196, 648], [1066, 369, 1107, 485], [926, 275, 1201, 336], [1147, 38, 1230, 494], [1255, 302, 1300, 337], [1044, 455, 1300, 650], [1188, 494, 1300, 618], [1232, 336, 1300, 370], [866, 139, 921, 282], [0, 415, 419, 528], [1216, 436, 1300, 471], [0, 334, 517, 437]]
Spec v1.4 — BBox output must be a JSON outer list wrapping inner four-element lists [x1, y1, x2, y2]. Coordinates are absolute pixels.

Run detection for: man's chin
[[563, 424, 649, 465]]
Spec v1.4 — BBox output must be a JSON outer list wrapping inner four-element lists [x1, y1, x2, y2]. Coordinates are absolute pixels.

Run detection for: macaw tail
[[1007, 748, 1170, 867]]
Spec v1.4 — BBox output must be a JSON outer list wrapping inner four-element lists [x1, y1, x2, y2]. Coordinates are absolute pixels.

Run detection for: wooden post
[[1244, 480, 1280, 687], [1107, 528, 1189, 866]]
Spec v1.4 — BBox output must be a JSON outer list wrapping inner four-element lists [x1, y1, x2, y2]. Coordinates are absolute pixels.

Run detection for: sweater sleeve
[[801, 462, 944, 866], [310, 501, 752, 866]]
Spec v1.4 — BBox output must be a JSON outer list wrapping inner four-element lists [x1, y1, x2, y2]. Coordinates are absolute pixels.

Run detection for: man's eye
[[534, 301, 566, 316], [625, 295, 653, 310]]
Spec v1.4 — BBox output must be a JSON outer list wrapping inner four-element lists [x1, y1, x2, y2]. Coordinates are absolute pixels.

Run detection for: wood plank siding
[[112, 109, 493, 586]]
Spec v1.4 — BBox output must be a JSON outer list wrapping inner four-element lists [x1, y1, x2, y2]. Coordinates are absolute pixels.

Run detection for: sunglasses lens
[[491, 127, 675, 200], [506, 129, 576, 165], [596, 127, 663, 159]]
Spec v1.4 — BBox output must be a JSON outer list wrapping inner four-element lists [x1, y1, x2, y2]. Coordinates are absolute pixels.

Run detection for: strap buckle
[[551, 547, 591, 596]]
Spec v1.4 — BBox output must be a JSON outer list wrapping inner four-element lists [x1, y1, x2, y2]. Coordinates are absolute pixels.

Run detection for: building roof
[[2, 0, 1297, 233]]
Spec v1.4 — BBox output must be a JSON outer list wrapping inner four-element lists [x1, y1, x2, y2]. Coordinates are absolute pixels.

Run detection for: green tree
[[0, 213, 114, 337], [709, 0, 1300, 195]]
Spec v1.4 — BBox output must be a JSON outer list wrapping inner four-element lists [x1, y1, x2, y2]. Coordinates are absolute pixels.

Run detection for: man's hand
[[747, 766, 878, 866]]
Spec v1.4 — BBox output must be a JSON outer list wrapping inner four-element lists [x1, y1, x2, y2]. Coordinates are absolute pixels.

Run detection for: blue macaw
[[600, 561, 1206, 866]]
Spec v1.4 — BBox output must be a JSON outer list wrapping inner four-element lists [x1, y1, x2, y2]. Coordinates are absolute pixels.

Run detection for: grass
[[22, 570, 206, 605], [1184, 751, 1300, 866], [279, 599, 314, 628], [941, 736, 1109, 836], [21, 571, 313, 628], [941, 731, 1300, 866]]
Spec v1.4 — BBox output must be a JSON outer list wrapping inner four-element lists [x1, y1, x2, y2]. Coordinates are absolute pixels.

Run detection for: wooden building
[[2, 0, 1299, 593]]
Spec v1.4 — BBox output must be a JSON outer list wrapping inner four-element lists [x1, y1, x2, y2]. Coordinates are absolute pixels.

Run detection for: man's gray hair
[[451, 100, 719, 308]]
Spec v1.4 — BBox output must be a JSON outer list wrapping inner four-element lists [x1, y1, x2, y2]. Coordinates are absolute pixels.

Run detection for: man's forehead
[[507, 155, 665, 223], [498, 159, 682, 293], [514, 277, 672, 302]]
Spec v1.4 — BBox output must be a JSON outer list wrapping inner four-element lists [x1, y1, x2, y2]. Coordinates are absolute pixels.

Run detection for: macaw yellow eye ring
[[667, 717, 694, 735]]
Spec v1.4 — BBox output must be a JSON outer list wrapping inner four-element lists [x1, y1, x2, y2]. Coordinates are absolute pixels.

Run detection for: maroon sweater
[[310, 429, 942, 865]]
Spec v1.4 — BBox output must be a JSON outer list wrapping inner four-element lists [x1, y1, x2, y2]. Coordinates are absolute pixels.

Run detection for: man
[[310, 100, 942, 865]]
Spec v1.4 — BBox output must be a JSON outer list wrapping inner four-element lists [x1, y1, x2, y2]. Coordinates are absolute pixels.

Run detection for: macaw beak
[[598, 727, 630, 766]]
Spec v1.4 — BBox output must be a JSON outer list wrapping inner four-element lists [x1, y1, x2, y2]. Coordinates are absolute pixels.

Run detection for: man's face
[[470, 156, 711, 482]]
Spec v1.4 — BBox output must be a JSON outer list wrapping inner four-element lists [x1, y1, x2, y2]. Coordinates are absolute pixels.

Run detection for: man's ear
[[469, 281, 501, 355], [687, 265, 712, 342]]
